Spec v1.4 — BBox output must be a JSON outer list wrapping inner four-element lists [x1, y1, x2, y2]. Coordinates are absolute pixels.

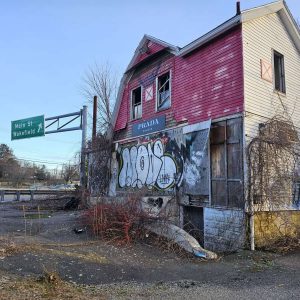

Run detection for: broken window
[[131, 86, 142, 120], [210, 117, 243, 208], [157, 72, 171, 110], [273, 50, 286, 93]]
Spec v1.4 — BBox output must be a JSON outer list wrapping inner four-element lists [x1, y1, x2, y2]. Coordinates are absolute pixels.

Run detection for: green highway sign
[[11, 115, 45, 140]]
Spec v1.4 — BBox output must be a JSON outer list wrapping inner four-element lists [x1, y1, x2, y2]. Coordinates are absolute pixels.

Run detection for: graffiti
[[184, 128, 210, 196], [118, 135, 184, 190]]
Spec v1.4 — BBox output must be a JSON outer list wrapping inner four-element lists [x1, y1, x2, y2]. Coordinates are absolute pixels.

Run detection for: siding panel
[[243, 13, 300, 140]]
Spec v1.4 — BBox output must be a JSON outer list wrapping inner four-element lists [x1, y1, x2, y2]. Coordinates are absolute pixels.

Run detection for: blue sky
[[0, 0, 299, 170]]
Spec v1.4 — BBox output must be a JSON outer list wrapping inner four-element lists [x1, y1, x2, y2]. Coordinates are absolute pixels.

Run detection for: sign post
[[11, 107, 88, 196], [11, 115, 45, 140]]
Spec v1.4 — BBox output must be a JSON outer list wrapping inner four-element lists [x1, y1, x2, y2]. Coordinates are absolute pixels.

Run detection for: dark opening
[[183, 206, 204, 246], [132, 86, 142, 119], [274, 51, 286, 93], [157, 72, 170, 110]]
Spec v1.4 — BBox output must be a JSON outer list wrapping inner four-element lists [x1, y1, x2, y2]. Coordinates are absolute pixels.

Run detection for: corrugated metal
[[243, 12, 300, 141]]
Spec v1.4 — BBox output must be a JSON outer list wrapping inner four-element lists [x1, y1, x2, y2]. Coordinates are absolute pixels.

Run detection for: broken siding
[[115, 86, 129, 131], [243, 13, 300, 140]]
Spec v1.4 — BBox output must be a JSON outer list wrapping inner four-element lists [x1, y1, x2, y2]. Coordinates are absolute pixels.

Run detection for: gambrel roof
[[125, 35, 180, 73], [110, 0, 300, 134]]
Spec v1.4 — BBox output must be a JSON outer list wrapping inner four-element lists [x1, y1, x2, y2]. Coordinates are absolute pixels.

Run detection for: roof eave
[[241, 0, 284, 22], [179, 15, 241, 57], [241, 0, 300, 53], [280, 1, 300, 52]]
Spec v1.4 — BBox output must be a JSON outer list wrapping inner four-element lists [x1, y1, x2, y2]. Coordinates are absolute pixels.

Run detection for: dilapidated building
[[94, 1, 300, 252]]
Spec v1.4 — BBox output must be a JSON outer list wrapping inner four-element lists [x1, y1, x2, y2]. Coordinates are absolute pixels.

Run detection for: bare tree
[[82, 63, 118, 134], [61, 163, 79, 184]]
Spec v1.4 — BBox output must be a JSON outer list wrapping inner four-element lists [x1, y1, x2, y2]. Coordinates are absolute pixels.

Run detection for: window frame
[[210, 117, 244, 209], [155, 70, 171, 112], [131, 85, 143, 120], [273, 50, 286, 94]]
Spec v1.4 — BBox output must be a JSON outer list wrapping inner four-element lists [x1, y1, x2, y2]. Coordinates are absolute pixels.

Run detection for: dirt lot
[[0, 199, 299, 299]]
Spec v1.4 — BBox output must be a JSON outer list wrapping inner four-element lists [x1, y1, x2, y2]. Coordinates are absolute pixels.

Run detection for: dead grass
[[24, 244, 108, 264], [262, 235, 300, 253], [0, 238, 107, 264], [0, 273, 106, 300], [38, 247, 108, 264], [0, 237, 18, 259]]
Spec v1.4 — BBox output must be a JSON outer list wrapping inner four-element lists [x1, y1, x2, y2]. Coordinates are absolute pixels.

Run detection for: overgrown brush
[[82, 195, 151, 244], [262, 230, 300, 253]]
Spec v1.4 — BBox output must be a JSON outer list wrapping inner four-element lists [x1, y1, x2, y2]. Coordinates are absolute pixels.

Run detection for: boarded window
[[260, 59, 272, 83], [210, 117, 243, 208], [211, 144, 225, 178]]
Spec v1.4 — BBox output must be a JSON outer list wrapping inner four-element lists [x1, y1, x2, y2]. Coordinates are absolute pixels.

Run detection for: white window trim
[[131, 85, 143, 120], [272, 49, 286, 95], [155, 70, 172, 112]]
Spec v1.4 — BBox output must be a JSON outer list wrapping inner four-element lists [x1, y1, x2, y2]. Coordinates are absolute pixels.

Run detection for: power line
[[16, 157, 77, 166]]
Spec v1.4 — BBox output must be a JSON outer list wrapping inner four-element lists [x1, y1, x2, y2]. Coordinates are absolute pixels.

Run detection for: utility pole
[[80, 105, 87, 188], [92, 96, 97, 144]]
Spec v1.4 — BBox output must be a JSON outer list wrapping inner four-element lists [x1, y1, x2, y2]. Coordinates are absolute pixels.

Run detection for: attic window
[[131, 86, 142, 120], [273, 51, 286, 93], [157, 72, 171, 110]]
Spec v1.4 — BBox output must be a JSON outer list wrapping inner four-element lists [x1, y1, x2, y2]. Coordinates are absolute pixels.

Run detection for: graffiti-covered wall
[[116, 123, 211, 196], [117, 127, 185, 191]]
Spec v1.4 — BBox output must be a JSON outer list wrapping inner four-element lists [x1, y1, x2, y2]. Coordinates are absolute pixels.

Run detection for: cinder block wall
[[204, 208, 246, 252]]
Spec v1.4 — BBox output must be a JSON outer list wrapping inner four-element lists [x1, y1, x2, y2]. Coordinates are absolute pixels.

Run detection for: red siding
[[132, 41, 166, 68], [173, 28, 244, 124], [114, 26, 244, 136]]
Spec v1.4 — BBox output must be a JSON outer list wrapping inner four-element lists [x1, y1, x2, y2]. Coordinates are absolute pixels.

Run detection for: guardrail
[[0, 189, 75, 202]]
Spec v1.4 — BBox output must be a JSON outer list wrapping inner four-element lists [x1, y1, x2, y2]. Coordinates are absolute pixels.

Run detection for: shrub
[[82, 196, 150, 244]]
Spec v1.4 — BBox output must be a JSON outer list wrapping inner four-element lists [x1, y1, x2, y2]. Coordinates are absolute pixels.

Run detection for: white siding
[[242, 12, 300, 140]]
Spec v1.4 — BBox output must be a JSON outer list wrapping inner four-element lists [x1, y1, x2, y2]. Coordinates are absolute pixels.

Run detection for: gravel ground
[[0, 200, 299, 299]]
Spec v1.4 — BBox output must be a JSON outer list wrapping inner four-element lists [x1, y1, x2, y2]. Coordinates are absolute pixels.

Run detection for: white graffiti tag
[[118, 139, 178, 190]]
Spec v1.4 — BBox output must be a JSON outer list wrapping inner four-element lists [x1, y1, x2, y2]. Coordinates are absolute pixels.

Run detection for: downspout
[[247, 140, 255, 251], [250, 206, 255, 250]]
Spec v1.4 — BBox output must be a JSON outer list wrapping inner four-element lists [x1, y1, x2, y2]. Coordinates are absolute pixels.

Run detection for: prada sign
[[132, 115, 166, 137]]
